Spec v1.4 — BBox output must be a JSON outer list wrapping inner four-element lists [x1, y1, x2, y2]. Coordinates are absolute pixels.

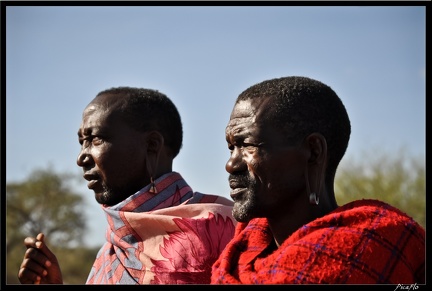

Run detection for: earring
[[305, 168, 319, 205], [309, 192, 319, 205], [149, 177, 157, 194]]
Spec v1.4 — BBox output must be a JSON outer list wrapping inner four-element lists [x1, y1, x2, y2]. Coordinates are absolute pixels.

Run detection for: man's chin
[[232, 206, 252, 223], [94, 191, 110, 205]]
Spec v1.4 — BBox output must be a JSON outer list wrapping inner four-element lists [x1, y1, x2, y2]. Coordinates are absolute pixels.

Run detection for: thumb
[[34, 233, 56, 265], [36, 233, 45, 242]]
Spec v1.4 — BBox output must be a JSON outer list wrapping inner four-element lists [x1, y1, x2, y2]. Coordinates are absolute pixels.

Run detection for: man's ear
[[145, 131, 164, 181], [146, 131, 164, 154], [306, 133, 327, 165]]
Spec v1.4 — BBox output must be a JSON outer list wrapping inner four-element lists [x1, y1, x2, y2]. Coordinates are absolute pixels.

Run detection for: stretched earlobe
[[309, 192, 319, 205], [145, 131, 163, 194], [305, 133, 327, 206], [305, 167, 320, 206], [149, 176, 157, 194], [146, 156, 159, 194]]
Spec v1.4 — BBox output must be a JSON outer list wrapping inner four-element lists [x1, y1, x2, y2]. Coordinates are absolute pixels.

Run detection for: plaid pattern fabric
[[86, 172, 236, 284], [211, 199, 425, 284]]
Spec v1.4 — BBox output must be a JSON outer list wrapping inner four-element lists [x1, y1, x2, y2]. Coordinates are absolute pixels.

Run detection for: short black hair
[[96, 87, 183, 158], [236, 76, 351, 184]]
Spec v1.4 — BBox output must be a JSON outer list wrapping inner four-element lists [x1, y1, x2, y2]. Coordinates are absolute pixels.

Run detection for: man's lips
[[86, 180, 99, 189], [83, 173, 99, 189], [229, 179, 248, 200], [230, 187, 247, 200]]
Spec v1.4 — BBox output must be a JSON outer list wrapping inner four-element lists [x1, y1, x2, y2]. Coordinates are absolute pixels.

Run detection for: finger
[[18, 266, 43, 285], [23, 233, 45, 249], [23, 236, 38, 248], [36, 233, 45, 242], [23, 247, 51, 270], [34, 244, 54, 267], [21, 251, 50, 273]]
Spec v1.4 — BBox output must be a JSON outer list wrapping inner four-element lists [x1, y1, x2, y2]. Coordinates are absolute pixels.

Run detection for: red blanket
[[211, 199, 425, 284]]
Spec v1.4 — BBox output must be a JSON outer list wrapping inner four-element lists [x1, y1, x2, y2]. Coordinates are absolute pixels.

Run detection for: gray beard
[[232, 188, 258, 223]]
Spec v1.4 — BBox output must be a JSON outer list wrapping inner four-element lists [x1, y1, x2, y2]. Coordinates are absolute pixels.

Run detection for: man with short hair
[[211, 76, 425, 284], [18, 87, 236, 284]]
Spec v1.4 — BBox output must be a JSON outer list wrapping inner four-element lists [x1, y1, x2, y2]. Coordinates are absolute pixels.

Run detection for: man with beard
[[211, 76, 425, 284], [18, 87, 236, 284]]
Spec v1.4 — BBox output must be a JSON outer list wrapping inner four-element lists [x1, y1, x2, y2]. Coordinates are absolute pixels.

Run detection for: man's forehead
[[229, 98, 272, 123], [83, 99, 116, 117], [83, 103, 98, 114], [227, 115, 255, 127], [86, 93, 122, 111], [226, 106, 257, 136], [233, 99, 254, 111], [81, 102, 118, 129]]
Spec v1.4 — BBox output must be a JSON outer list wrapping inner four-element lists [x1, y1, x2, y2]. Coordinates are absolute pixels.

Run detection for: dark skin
[[225, 97, 338, 247], [18, 93, 173, 284]]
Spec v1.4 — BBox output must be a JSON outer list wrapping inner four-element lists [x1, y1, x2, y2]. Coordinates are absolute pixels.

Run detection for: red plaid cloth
[[86, 172, 236, 284], [211, 199, 425, 284]]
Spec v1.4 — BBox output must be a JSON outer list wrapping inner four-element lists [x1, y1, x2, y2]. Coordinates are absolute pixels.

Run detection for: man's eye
[[80, 139, 90, 147], [243, 144, 257, 152], [92, 137, 103, 145], [79, 136, 103, 147]]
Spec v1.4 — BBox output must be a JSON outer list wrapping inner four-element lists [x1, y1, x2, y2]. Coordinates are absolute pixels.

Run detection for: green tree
[[335, 148, 425, 228], [6, 167, 90, 284]]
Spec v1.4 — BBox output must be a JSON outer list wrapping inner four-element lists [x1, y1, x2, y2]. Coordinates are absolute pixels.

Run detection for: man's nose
[[225, 148, 246, 174], [77, 147, 91, 167]]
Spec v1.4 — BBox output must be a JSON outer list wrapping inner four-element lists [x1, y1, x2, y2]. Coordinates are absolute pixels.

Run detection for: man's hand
[[18, 233, 64, 284]]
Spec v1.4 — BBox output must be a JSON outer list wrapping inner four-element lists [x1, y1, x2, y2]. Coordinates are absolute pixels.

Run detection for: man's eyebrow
[[231, 126, 252, 137], [228, 132, 252, 145], [78, 127, 96, 137]]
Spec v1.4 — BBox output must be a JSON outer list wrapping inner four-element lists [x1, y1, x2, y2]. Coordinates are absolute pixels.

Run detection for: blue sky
[[5, 5, 426, 247]]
